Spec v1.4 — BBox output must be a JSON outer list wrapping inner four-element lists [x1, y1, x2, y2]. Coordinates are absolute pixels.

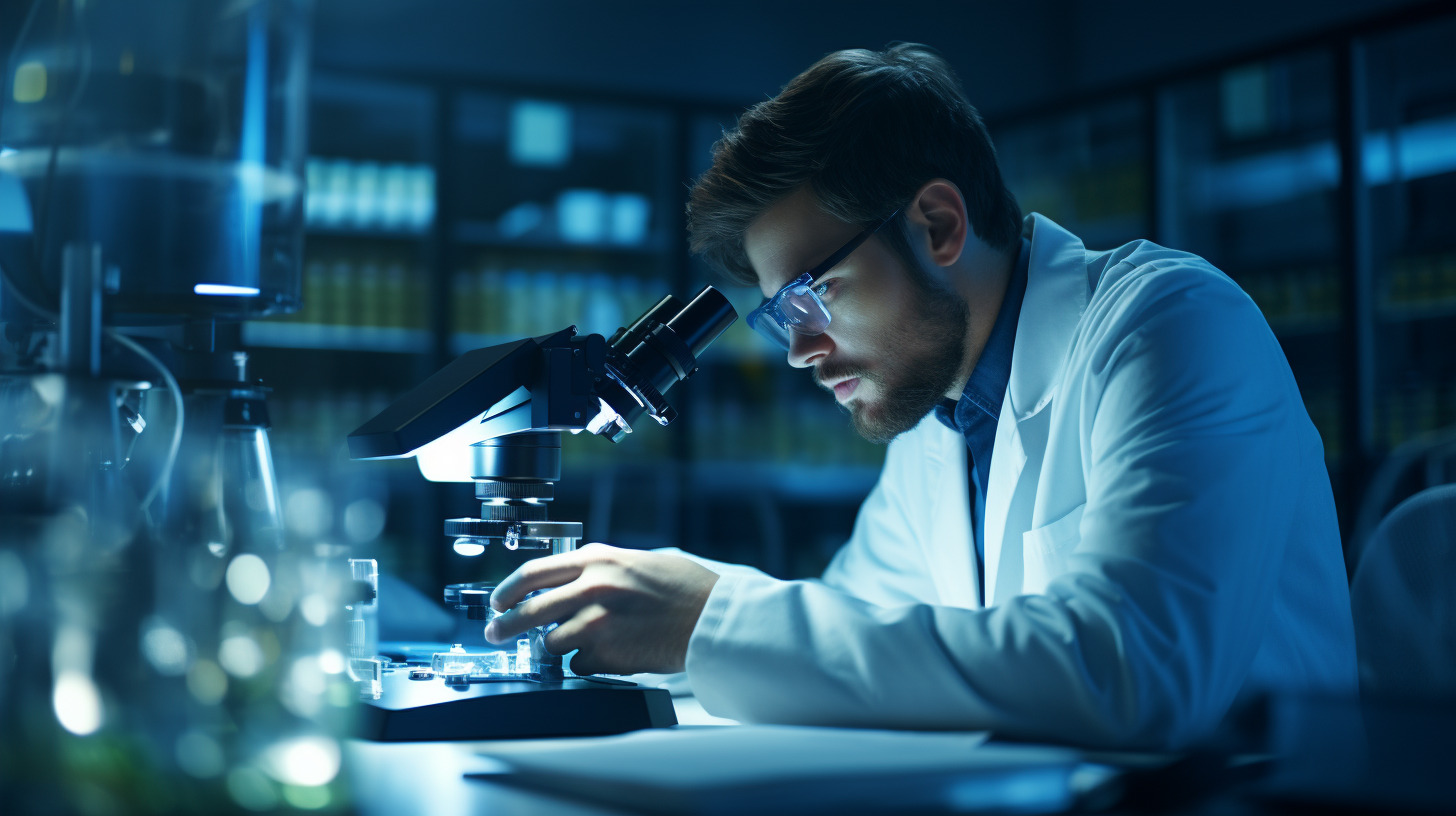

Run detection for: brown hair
[[687, 43, 1021, 287]]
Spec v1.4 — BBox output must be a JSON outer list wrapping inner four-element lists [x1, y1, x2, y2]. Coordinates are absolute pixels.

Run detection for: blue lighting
[[1200, 141, 1339, 209], [1198, 114, 1456, 211], [1395, 117, 1456, 180], [194, 283, 261, 296]]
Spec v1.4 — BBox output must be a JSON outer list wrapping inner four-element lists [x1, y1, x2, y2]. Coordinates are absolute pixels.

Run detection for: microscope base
[[355, 671, 678, 741]]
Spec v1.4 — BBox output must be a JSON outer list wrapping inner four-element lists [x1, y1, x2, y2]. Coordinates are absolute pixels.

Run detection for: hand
[[483, 543, 720, 676]]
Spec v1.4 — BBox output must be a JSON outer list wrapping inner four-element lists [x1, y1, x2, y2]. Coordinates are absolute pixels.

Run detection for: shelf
[[1379, 299, 1456, 324], [245, 322, 432, 353], [1268, 315, 1341, 337], [453, 220, 667, 255], [305, 223, 431, 240]]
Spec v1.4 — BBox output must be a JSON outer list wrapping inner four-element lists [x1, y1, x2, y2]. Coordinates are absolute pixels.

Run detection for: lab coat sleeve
[[685, 268, 1307, 749], [652, 547, 776, 581]]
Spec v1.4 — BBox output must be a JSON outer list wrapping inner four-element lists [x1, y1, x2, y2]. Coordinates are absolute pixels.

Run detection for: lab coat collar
[[1006, 213, 1093, 421]]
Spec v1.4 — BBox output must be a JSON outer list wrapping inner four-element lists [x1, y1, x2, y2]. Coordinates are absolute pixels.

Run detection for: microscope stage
[[356, 670, 678, 741]]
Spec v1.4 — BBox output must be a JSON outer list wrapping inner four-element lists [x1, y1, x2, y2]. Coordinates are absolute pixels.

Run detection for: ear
[[905, 179, 968, 268]]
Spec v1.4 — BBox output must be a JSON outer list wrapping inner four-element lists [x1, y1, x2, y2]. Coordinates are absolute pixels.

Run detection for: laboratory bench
[[343, 692, 1456, 816], [344, 696, 1093, 816]]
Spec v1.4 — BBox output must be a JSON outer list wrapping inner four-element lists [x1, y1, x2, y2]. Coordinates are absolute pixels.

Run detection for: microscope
[[347, 285, 736, 740]]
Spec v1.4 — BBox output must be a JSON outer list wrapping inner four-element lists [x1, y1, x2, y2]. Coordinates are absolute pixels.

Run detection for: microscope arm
[[345, 327, 622, 482], [346, 286, 736, 483]]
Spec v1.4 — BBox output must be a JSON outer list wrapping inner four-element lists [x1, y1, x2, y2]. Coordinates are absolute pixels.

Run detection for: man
[[485, 44, 1357, 749]]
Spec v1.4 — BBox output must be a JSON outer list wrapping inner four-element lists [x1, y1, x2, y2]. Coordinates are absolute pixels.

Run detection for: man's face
[[744, 188, 969, 443]]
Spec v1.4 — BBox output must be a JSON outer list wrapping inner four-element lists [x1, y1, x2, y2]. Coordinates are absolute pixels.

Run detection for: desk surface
[[346, 696, 737, 816], [345, 697, 1093, 816], [344, 693, 1456, 816], [347, 739, 610, 816]]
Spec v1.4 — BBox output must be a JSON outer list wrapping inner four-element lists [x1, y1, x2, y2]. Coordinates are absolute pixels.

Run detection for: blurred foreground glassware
[[0, 1, 356, 813], [347, 558, 384, 699]]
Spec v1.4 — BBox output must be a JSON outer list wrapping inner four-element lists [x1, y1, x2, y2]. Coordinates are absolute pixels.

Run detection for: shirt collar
[[934, 236, 1031, 433]]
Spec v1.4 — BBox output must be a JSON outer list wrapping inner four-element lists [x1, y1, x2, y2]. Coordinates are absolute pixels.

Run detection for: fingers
[[485, 583, 594, 644], [541, 604, 606, 657], [566, 652, 605, 677], [489, 548, 595, 613]]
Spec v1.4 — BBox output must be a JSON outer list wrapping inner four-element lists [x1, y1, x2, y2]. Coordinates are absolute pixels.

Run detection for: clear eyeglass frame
[[746, 208, 901, 350]]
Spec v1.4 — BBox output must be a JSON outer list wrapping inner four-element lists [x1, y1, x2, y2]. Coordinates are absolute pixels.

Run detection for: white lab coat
[[682, 214, 1357, 749]]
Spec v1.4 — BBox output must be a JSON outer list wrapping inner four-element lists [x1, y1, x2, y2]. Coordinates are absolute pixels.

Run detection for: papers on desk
[[470, 725, 1090, 815]]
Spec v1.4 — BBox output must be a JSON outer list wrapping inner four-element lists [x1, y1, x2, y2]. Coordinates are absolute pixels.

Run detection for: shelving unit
[[1366, 15, 1456, 491], [247, 7, 1455, 586]]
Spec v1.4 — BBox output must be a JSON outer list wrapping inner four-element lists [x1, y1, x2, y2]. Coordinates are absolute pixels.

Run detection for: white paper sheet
[[472, 725, 1086, 815]]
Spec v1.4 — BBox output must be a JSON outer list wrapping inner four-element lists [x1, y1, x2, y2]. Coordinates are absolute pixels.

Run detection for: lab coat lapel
[[925, 427, 980, 607], [983, 215, 1092, 606], [982, 419, 1026, 605]]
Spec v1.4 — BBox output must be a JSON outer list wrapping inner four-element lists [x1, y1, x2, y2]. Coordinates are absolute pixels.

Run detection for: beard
[[815, 277, 970, 444]]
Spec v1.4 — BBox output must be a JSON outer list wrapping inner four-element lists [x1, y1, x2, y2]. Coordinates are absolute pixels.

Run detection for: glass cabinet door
[[1366, 17, 1456, 464]]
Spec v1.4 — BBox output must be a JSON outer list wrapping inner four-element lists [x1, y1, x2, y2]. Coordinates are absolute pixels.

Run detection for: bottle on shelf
[[452, 269, 479, 337], [324, 260, 353, 327], [304, 156, 436, 234], [478, 262, 505, 336], [383, 263, 410, 332], [357, 260, 383, 331]]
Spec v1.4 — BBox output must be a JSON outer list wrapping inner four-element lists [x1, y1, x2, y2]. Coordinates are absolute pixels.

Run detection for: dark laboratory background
[[8, 0, 1450, 598]]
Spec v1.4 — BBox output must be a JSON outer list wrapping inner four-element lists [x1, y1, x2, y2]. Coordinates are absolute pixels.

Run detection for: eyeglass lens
[[781, 286, 830, 334]]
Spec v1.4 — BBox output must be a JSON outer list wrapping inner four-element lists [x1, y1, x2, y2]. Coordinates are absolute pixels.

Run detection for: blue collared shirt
[[932, 237, 1030, 594]]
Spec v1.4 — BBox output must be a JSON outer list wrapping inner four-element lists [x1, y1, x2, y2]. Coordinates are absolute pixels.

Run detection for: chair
[[1350, 426, 1456, 566], [1349, 483, 1456, 700]]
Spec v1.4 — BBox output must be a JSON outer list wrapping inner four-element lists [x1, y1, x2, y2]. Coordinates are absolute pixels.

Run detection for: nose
[[786, 329, 832, 369]]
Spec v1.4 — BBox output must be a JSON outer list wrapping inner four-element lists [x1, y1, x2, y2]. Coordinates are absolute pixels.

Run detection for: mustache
[[813, 361, 873, 389]]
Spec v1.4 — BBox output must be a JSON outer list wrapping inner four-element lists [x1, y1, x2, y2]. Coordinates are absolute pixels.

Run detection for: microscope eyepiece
[[598, 285, 736, 434], [667, 287, 739, 360]]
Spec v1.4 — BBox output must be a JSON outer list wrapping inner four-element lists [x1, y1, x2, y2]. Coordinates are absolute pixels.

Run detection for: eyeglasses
[[746, 209, 901, 350]]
